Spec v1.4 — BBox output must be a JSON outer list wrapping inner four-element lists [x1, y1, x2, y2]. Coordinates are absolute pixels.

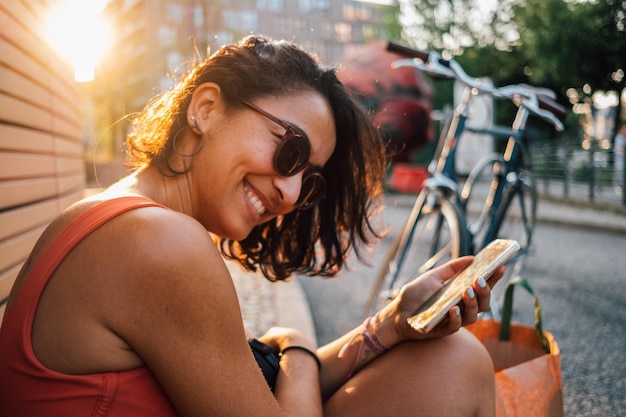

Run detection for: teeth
[[244, 185, 266, 216]]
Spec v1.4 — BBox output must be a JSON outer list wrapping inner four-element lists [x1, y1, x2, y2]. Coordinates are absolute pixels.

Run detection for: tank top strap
[[14, 196, 166, 327], [34, 196, 165, 287]]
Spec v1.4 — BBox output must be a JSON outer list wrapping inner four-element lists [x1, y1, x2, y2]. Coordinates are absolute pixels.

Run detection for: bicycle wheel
[[487, 170, 537, 317], [460, 153, 505, 254], [365, 193, 469, 317], [492, 169, 537, 257]]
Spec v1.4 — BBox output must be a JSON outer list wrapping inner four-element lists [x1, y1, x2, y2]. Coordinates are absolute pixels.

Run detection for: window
[[299, 0, 330, 13], [166, 3, 183, 23], [343, 3, 373, 21], [158, 25, 177, 47], [193, 5, 205, 28], [257, 0, 284, 12], [275, 16, 305, 33], [334, 22, 351, 43], [223, 9, 259, 31], [241, 10, 258, 30]]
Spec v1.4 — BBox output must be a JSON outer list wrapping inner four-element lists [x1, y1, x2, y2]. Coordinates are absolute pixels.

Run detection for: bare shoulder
[[32, 199, 277, 412], [90, 204, 237, 314], [89, 205, 272, 411]]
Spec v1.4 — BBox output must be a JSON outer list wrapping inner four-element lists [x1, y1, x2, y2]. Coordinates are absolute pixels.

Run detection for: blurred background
[[7, 0, 626, 191], [1, 0, 625, 325], [0, 0, 626, 192], [2, 3, 625, 415]]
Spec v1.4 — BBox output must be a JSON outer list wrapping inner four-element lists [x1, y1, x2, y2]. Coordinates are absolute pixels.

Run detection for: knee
[[391, 328, 494, 386], [452, 328, 494, 382]]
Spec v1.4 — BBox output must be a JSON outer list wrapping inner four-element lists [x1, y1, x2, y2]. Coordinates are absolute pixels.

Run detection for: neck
[[110, 166, 194, 217], [161, 171, 194, 216]]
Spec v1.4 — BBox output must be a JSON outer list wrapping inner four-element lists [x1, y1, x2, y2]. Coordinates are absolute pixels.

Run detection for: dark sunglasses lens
[[296, 173, 326, 210], [274, 134, 310, 176]]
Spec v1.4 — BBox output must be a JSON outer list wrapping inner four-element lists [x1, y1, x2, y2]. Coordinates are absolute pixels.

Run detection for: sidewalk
[[232, 194, 626, 343]]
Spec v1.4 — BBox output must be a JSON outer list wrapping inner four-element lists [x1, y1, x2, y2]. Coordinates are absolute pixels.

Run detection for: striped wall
[[0, 1, 85, 317]]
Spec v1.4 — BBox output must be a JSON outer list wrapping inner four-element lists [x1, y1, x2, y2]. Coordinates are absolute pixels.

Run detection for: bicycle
[[364, 42, 567, 318]]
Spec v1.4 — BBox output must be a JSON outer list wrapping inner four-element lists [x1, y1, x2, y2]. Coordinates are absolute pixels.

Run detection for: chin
[[221, 225, 253, 242]]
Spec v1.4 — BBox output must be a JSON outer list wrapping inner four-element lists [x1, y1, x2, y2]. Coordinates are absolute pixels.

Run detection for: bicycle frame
[[364, 42, 567, 318], [462, 103, 533, 252]]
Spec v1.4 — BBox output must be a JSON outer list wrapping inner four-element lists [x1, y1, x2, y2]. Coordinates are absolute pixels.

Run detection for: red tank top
[[0, 197, 179, 416]]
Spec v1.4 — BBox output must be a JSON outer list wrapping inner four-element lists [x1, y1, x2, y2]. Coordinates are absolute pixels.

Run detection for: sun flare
[[45, 0, 112, 82]]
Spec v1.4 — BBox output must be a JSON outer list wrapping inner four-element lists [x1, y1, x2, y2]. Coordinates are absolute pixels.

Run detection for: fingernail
[[467, 287, 475, 298], [477, 277, 487, 288], [453, 306, 461, 316]]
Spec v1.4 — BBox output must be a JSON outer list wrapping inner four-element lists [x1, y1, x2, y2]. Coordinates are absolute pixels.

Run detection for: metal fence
[[529, 140, 626, 209]]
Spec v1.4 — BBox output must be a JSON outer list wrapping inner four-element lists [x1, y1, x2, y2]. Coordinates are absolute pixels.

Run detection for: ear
[[187, 82, 222, 133]]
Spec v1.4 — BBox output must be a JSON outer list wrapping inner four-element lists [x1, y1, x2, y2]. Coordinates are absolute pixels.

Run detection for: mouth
[[244, 184, 267, 217]]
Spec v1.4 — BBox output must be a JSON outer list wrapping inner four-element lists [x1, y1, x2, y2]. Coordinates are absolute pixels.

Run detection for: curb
[[274, 280, 317, 345], [228, 263, 317, 345], [535, 197, 626, 235], [387, 193, 626, 235]]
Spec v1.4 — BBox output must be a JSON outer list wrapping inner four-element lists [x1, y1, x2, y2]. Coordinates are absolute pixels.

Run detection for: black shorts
[[248, 339, 280, 392]]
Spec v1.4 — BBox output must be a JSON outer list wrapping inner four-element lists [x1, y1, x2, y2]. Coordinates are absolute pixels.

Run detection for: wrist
[[363, 316, 390, 354], [279, 346, 322, 371], [370, 309, 400, 349]]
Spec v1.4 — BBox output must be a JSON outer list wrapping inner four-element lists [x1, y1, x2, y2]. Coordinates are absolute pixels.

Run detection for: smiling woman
[[0, 34, 502, 417], [45, 0, 111, 82]]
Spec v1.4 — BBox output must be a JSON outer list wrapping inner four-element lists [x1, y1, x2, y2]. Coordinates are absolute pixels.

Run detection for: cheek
[[209, 136, 275, 178]]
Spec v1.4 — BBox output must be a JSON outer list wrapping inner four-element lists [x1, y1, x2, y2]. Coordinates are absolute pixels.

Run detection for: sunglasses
[[229, 96, 327, 210]]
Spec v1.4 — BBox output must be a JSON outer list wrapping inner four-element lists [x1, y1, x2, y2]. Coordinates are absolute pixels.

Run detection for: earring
[[172, 116, 206, 158], [190, 115, 202, 135]]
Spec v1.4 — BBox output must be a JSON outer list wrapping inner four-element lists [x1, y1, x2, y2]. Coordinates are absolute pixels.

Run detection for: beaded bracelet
[[279, 346, 322, 371]]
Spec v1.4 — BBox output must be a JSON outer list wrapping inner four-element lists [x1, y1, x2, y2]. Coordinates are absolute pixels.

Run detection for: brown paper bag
[[466, 277, 564, 417]]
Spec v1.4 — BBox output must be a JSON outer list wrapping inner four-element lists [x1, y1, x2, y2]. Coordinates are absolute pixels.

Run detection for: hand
[[375, 257, 505, 345], [257, 327, 317, 354]]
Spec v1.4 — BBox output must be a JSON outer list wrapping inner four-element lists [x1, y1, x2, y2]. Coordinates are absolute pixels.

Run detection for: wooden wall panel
[[0, 1, 85, 309]]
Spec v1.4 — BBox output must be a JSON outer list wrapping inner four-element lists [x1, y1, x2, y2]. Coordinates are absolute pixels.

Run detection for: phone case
[[407, 239, 520, 334]]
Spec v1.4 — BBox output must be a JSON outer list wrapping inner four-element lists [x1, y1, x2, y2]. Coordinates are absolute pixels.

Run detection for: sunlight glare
[[46, 0, 111, 82]]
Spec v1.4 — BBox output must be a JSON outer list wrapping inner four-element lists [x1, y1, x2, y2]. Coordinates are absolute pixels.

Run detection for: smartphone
[[407, 239, 520, 334]]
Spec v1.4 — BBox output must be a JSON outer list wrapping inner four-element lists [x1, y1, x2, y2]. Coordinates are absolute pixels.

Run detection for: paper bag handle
[[499, 276, 551, 354]]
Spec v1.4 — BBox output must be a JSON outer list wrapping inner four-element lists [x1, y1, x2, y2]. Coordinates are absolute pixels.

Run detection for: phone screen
[[407, 239, 520, 334]]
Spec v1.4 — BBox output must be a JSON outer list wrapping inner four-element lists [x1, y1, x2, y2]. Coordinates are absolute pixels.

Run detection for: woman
[[0, 36, 498, 416]]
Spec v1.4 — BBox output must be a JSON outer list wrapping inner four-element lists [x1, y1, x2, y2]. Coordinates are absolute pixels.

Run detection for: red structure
[[338, 41, 434, 164]]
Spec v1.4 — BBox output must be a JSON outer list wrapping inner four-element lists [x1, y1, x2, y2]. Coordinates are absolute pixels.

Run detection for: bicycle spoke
[[417, 241, 452, 275]]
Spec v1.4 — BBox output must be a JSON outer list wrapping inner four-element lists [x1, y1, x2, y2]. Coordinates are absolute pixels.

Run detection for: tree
[[400, 0, 517, 54], [511, 0, 626, 139], [511, 0, 625, 98], [398, 0, 626, 131]]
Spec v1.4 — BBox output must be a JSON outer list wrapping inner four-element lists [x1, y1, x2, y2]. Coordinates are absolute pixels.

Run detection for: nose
[[273, 172, 303, 208]]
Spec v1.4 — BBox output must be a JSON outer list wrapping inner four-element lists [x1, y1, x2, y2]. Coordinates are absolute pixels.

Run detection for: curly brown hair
[[126, 35, 386, 281]]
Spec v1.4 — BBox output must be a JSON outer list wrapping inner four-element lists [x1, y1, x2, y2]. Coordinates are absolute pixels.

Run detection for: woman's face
[[193, 90, 337, 240]]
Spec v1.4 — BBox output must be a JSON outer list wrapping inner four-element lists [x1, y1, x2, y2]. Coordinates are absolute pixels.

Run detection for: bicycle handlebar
[[387, 41, 438, 66], [386, 41, 567, 130], [536, 94, 567, 123]]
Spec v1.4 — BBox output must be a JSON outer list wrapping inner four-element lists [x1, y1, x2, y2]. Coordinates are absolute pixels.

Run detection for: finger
[[472, 276, 491, 312], [428, 257, 474, 284], [445, 256, 475, 274], [461, 287, 479, 325], [445, 305, 463, 332], [485, 265, 506, 289]]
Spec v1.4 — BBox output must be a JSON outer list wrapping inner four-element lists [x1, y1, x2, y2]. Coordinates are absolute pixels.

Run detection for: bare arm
[[106, 209, 323, 416]]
